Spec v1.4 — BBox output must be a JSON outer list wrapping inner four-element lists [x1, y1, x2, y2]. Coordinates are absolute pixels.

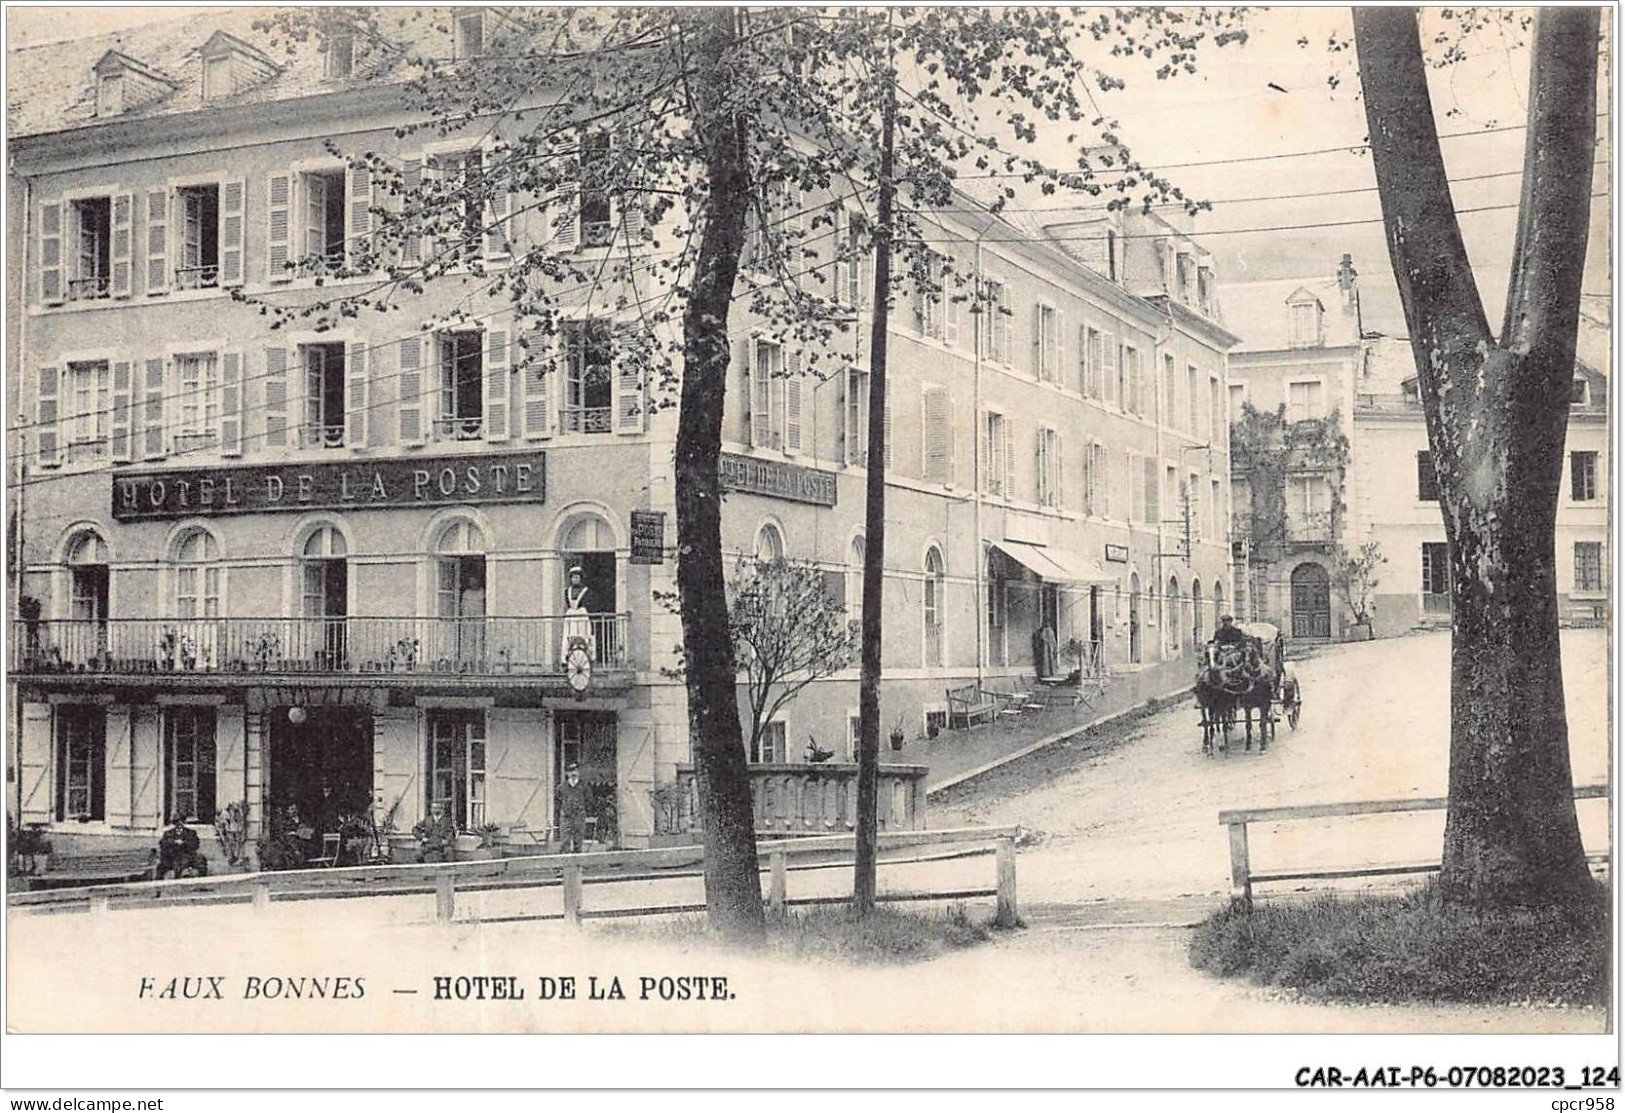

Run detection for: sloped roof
[[7, 7, 429, 137], [1219, 275, 1363, 353]]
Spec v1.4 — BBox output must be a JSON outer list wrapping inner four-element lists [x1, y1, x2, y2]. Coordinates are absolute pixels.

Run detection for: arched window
[[1166, 575, 1181, 654], [847, 535, 865, 617], [66, 531, 109, 623], [1191, 579, 1204, 645], [172, 529, 221, 618], [923, 546, 945, 667], [1128, 572, 1141, 664], [1213, 580, 1226, 628], [434, 520, 487, 664], [755, 522, 785, 563], [301, 525, 349, 662]]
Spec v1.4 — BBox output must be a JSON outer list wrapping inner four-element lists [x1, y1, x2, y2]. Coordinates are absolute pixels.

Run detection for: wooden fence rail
[[10, 826, 1020, 928], [1219, 783, 1610, 903]]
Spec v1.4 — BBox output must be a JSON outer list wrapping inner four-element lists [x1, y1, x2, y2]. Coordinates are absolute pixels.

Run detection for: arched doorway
[[1128, 573, 1141, 664], [1166, 575, 1182, 656], [1213, 580, 1225, 631], [434, 519, 487, 665], [1191, 579, 1204, 646], [559, 513, 619, 664], [1291, 562, 1331, 639]]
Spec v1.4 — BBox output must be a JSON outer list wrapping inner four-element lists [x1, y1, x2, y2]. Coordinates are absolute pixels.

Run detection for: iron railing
[[13, 614, 632, 677], [173, 265, 220, 290], [68, 275, 111, 301], [559, 406, 613, 434]]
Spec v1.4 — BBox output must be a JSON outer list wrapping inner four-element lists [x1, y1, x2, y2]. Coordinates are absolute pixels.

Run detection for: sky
[[5, 5, 1612, 340]]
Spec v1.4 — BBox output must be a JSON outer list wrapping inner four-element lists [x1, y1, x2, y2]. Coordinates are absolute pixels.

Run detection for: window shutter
[[110, 360, 134, 463], [751, 342, 772, 449], [400, 159, 423, 264], [519, 329, 551, 440], [835, 361, 848, 463], [1032, 304, 1045, 379], [106, 707, 133, 828], [266, 173, 292, 282], [40, 200, 64, 305], [997, 284, 1013, 365], [347, 340, 371, 448], [145, 189, 168, 294], [263, 346, 289, 448], [922, 387, 949, 485], [1001, 416, 1014, 499], [1103, 332, 1118, 406], [621, 180, 646, 243], [397, 336, 426, 445], [944, 393, 956, 485], [142, 357, 166, 459], [1054, 312, 1066, 387], [219, 351, 244, 456], [485, 166, 511, 258], [1055, 433, 1065, 507], [111, 192, 134, 297], [943, 259, 960, 347], [346, 164, 373, 270], [552, 138, 581, 252], [614, 346, 644, 435], [832, 208, 851, 306], [858, 235, 874, 309], [1144, 456, 1160, 524], [36, 365, 60, 467], [484, 329, 510, 441], [219, 178, 246, 286], [784, 364, 803, 455]]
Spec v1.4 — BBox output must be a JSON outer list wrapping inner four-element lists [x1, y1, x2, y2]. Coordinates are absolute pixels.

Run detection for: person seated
[[155, 816, 209, 880], [1211, 614, 1247, 647], [414, 801, 458, 863]]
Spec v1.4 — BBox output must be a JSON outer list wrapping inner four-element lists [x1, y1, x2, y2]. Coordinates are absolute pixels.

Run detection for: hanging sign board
[[629, 510, 667, 565]]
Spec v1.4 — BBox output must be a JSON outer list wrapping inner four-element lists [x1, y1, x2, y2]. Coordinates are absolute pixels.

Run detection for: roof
[[1219, 275, 1363, 353], [7, 7, 429, 138]]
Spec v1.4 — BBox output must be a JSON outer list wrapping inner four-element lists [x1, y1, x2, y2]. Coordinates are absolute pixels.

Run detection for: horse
[[1195, 637, 1277, 754]]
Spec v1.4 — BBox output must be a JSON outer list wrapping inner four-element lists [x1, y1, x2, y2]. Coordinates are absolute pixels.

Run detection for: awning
[[992, 541, 1118, 585]]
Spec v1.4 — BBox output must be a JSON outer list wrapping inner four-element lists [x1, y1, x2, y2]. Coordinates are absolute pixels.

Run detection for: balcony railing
[[13, 614, 633, 678], [68, 275, 111, 301], [433, 416, 484, 442], [174, 265, 220, 291], [671, 762, 929, 837], [299, 422, 346, 449], [560, 406, 613, 434]]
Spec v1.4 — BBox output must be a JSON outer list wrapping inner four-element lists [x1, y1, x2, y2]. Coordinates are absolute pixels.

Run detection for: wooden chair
[[945, 684, 1000, 730], [308, 833, 342, 868]]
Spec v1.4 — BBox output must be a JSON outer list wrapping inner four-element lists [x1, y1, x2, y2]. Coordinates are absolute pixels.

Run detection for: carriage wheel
[[1287, 700, 1301, 730]]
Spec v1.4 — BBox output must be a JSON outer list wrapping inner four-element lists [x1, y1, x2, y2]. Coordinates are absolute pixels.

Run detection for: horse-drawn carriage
[[1195, 621, 1301, 756]]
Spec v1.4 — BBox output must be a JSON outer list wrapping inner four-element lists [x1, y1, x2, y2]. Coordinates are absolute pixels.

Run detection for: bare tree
[[1353, 6, 1600, 906]]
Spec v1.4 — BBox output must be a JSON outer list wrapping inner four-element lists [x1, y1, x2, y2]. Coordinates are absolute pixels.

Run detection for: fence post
[[1227, 821, 1252, 905], [252, 881, 271, 911], [89, 891, 111, 918], [768, 848, 787, 914], [562, 863, 584, 927], [435, 871, 456, 923], [994, 837, 1018, 928]]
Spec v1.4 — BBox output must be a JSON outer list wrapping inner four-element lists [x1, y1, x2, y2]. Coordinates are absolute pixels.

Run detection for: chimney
[[1337, 253, 1358, 299]]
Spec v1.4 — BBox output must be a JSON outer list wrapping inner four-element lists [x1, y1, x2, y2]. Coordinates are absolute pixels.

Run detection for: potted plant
[[647, 783, 698, 847], [212, 799, 252, 872], [472, 823, 505, 860], [10, 817, 51, 876], [889, 715, 908, 752], [453, 831, 482, 861]]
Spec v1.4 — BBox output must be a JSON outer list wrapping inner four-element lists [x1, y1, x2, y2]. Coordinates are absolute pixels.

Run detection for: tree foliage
[[1334, 540, 1385, 627]]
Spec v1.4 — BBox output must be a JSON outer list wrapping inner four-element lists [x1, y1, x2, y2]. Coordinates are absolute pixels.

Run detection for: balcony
[[67, 275, 111, 302], [672, 762, 929, 838], [1286, 511, 1334, 547], [433, 416, 484, 442], [560, 406, 612, 435], [173, 265, 219, 291], [13, 614, 634, 683]]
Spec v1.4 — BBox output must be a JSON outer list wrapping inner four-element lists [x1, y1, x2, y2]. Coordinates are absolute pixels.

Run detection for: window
[[175, 184, 220, 289], [913, 249, 949, 340], [921, 385, 953, 484], [202, 55, 233, 101], [755, 522, 784, 562], [429, 710, 486, 832], [1187, 365, 1200, 435], [986, 554, 1007, 663], [294, 343, 345, 448], [1209, 377, 1221, 439], [1571, 451, 1598, 501], [302, 525, 349, 663], [1082, 327, 1102, 398], [749, 338, 785, 450], [299, 169, 346, 275], [981, 279, 1011, 364], [164, 707, 217, 824], [1033, 304, 1059, 382], [553, 319, 614, 435], [1084, 442, 1106, 517], [172, 529, 221, 619], [751, 720, 788, 764], [844, 367, 870, 466], [846, 536, 866, 618], [1421, 542, 1451, 597], [1417, 451, 1439, 501], [1288, 475, 1330, 516], [437, 330, 484, 440], [68, 197, 112, 301], [1037, 426, 1063, 508], [1162, 356, 1178, 427], [67, 532, 110, 629], [170, 352, 222, 451], [1229, 384, 1247, 424], [456, 10, 486, 58], [1571, 377, 1590, 406], [326, 33, 355, 78], [97, 72, 124, 116], [1287, 380, 1324, 422], [1210, 478, 1222, 542], [66, 361, 110, 457], [1122, 346, 1141, 415], [923, 546, 945, 668], [55, 706, 105, 821], [577, 129, 614, 248], [1574, 542, 1604, 593], [983, 410, 1011, 497], [426, 149, 490, 263], [1288, 300, 1322, 348]]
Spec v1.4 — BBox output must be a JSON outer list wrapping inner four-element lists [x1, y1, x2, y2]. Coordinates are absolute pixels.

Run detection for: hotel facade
[[8, 9, 1236, 863]]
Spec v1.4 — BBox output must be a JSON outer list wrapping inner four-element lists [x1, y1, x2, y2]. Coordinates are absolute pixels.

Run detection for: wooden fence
[[1219, 783, 1610, 903], [8, 826, 1019, 928]]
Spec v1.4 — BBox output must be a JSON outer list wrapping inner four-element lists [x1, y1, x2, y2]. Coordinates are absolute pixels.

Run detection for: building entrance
[[267, 707, 374, 838], [556, 710, 618, 845]]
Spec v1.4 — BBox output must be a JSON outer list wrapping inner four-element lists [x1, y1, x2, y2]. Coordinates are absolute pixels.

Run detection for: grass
[[602, 902, 1000, 964], [1188, 880, 1611, 1007]]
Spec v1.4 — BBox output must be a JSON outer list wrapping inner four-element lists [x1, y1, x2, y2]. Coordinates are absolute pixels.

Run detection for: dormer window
[[1288, 299, 1323, 348], [457, 10, 485, 58], [97, 72, 124, 116], [1571, 377, 1590, 406], [326, 33, 355, 79], [202, 55, 233, 101]]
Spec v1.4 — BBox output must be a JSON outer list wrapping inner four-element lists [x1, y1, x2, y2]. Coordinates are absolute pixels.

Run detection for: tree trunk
[[1354, 6, 1597, 907], [853, 40, 897, 914], [677, 8, 765, 943]]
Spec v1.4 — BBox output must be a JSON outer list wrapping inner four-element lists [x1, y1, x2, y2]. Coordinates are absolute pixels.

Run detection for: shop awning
[[992, 541, 1118, 585]]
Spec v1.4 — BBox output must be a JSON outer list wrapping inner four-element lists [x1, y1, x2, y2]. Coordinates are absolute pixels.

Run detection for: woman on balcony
[[561, 566, 597, 664]]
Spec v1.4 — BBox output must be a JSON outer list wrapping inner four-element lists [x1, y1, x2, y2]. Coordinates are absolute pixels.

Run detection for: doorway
[[1128, 573, 1142, 664], [1291, 562, 1332, 639], [267, 707, 373, 837], [556, 710, 619, 845]]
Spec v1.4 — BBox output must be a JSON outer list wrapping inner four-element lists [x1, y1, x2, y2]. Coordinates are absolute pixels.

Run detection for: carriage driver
[[1212, 614, 1247, 648]]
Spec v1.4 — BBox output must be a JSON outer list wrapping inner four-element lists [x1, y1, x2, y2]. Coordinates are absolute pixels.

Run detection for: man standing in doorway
[[555, 762, 590, 853]]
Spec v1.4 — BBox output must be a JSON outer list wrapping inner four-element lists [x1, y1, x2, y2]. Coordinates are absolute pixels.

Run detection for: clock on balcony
[[565, 637, 592, 698]]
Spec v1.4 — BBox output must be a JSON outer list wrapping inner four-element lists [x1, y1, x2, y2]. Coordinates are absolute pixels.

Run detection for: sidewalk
[[894, 655, 1196, 794]]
